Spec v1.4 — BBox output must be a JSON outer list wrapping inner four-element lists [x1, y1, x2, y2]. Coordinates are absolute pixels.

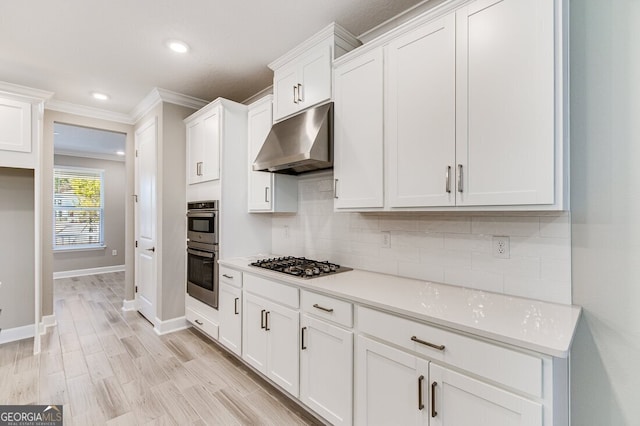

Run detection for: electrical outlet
[[112, 249, 117, 256], [381, 231, 391, 248], [492, 236, 510, 259]]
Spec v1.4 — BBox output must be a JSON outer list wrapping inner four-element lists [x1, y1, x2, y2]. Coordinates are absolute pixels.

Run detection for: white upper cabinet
[[185, 105, 220, 184], [247, 96, 297, 213], [0, 97, 31, 154], [332, 0, 566, 211], [386, 14, 456, 208], [455, 0, 555, 206], [334, 47, 384, 210], [270, 23, 360, 123]]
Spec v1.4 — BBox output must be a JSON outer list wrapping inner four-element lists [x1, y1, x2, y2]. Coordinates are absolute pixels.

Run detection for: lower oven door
[[187, 245, 218, 309]]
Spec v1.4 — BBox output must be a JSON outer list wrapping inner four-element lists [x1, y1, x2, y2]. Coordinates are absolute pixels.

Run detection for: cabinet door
[[299, 44, 332, 110], [248, 99, 274, 211], [0, 98, 31, 153], [242, 293, 268, 374], [218, 283, 242, 356], [186, 119, 203, 184], [455, 0, 555, 206], [386, 14, 456, 208], [334, 47, 384, 209], [265, 300, 300, 397], [300, 314, 353, 425], [430, 364, 542, 426], [355, 336, 429, 426], [201, 108, 221, 181], [273, 62, 300, 121]]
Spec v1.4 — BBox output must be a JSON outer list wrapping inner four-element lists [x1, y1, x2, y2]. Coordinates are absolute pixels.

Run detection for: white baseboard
[[154, 316, 190, 335], [122, 299, 136, 312], [39, 314, 57, 334], [0, 323, 35, 344], [53, 264, 125, 279]]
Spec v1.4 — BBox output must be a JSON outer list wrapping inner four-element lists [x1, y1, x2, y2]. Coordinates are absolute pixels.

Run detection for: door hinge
[[135, 240, 138, 248], [135, 286, 138, 293]]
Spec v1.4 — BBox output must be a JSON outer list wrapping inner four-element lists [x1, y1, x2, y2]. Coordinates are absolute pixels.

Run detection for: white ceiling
[[54, 123, 126, 161], [0, 0, 425, 115]]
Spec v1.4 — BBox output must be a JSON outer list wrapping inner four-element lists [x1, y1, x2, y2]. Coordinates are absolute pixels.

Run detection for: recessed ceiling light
[[167, 40, 189, 54], [92, 92, 109, 101], [116, 151, 125, 156]]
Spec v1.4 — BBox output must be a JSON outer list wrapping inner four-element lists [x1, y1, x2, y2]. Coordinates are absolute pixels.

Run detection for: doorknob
[[146, 247, 155, 252]]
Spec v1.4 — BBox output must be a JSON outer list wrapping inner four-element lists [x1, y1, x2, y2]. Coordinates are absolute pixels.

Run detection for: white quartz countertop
[[219, 256, 581, 358]]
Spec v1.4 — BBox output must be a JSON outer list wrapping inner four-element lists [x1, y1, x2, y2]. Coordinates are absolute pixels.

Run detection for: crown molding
[[0, 81, 54, 102], [131, 87, 209, 124], [46, 99, 134, 124], [242, 86, 273, 106], [268, 22, 360, 70]]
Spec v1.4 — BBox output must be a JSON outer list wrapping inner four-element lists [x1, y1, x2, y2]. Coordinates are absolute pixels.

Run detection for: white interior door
[[135, 118, 157, 324]]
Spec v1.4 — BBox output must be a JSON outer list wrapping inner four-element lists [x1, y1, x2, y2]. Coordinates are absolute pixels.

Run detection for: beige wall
[[42, 110, 134, 316], [570, 0, 640, 424], [0, 167, 35, 329], [52, 155, 126, 273]]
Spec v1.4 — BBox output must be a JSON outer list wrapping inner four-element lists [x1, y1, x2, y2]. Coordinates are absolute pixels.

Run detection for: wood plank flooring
[[0, 272, 321, 425]]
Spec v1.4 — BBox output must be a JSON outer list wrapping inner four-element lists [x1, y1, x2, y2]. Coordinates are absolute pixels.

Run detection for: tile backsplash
[[272, 173, 571, 305]]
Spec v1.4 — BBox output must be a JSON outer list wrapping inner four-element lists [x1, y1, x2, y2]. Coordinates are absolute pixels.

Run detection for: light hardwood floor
[[0, 272, 322, 425]]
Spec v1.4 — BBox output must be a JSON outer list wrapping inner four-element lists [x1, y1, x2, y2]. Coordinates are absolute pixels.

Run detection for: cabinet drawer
[[301, 290, 352, 328], [220, 266, 242, 288], [357, 306, 543, 397], [244, 273, 299, 309], [186, 307, 219, 340]]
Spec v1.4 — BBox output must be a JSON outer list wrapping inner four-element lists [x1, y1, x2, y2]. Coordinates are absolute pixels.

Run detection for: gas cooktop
[[249, 256, 352, 279]]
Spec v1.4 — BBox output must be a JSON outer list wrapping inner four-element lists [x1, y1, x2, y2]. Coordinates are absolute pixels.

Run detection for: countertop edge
[[219, 258, 581, 359]]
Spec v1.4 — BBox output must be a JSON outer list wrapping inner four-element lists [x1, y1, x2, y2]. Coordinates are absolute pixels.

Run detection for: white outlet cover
[[492, 236, 510, 259]]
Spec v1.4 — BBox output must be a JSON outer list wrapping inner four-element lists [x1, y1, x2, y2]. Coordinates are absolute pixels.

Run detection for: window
[[53, 166, 104, 249]]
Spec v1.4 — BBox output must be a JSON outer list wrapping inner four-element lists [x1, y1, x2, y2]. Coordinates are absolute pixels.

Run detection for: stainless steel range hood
[[252, 102, 333, 175]]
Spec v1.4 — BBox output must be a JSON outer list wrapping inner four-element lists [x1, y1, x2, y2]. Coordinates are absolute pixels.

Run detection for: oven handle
[[187, 248, 215, 259], [187, 211, 216, 218]]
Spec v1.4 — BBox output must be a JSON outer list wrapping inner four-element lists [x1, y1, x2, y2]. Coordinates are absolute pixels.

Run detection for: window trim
[[53, 165, 105, 250]]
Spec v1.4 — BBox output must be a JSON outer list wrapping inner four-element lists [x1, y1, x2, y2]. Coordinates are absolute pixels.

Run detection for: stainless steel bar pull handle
[[293, 85, 298, 104], [297, 83, 303, 102], [418, 375, 425, 410], [334, 179, 339, 199], [301, 327, 307, 350], [197, 162, 203, 176], [264, 187, 269, 203], [313, 303, 334, 313], [234, 298, 239, 315], [431, 382, 438, 417], [411, 336, 445, 351], [260, 309, 266, 329], [195, 319, 203, 326], [445, 166, 452, 193], [457, 164, 463, 193]]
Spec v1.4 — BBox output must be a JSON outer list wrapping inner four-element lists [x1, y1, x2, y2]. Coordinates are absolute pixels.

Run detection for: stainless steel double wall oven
[[186, 200, 219, 308]]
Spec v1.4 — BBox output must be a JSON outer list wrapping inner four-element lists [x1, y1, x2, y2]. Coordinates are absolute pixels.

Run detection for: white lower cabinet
[[300, 314, 353, 425], [242, 292, 300, 397], [218, 282, 242, 356], [356, 336, 430, 426], [429, 364, 542, 426]]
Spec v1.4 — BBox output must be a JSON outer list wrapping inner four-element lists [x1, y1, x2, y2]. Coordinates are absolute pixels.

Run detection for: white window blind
[[53, 166, 104, 248]]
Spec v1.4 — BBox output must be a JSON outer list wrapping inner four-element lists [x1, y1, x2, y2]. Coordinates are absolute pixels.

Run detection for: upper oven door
[[187, 210, 218, 244]]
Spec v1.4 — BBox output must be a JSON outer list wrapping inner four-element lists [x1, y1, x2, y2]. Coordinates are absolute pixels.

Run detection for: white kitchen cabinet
[[186, 106, 220, 184], [0, 97, 31, 154], [386, 14, 456, 208], [429, 364, 542, 426], [333, 47, 384, 210], [247, 96, 297, 213], [218, 282, 242, 356], [355, 335, 430, 426], [242, 291, 300, 397], [269, 23, 360, 122], [300, 314, 353, 425], [455, 0, 555, 206]]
